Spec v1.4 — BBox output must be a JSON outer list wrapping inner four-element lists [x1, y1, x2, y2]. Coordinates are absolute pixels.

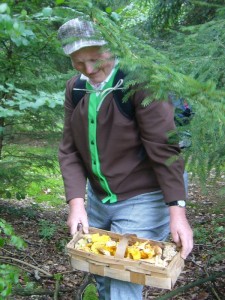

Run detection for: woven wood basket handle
[[115, 233, 137, 259], [71, 224, 84, 247]]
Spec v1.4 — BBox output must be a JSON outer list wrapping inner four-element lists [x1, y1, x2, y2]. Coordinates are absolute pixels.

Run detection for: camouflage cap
[[58, 18, 107, 55]]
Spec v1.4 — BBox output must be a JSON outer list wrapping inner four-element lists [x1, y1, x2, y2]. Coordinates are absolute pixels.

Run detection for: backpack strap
[[72, 70, 135, 120], [72, 76, 86, 107], [112, 70, 135, 120]]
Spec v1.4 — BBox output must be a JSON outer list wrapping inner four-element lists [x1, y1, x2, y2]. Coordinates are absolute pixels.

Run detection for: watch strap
[[167, 200, 186, 207]]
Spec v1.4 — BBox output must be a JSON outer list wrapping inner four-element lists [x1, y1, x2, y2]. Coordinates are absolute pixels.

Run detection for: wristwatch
[[167, 200, 186, 207]]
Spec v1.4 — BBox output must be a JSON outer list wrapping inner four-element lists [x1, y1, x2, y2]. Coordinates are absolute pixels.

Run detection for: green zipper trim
[[87, 68, 118, 204]]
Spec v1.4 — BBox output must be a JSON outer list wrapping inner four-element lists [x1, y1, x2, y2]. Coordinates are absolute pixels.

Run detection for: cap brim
[[63, 40, 107, 55]]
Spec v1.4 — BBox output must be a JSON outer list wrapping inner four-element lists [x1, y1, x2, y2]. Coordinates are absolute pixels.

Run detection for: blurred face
[[70, 46, 115, 84]]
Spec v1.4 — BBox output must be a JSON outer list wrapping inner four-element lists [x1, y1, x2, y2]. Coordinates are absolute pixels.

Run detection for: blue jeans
[[86, 185, 170, 300], [183, 170, 188, 198]]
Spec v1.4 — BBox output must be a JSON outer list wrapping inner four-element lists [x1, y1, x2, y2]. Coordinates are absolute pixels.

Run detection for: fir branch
[[191, 1, 224, 9]]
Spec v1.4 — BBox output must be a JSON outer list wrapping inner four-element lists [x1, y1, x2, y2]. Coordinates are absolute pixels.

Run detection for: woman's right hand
[[67, 198, 89, 235]]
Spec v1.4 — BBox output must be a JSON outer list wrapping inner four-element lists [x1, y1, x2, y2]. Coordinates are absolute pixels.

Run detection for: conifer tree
[[0, 1, 70, 198]]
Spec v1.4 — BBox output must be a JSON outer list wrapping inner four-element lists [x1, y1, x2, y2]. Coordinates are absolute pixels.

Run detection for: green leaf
[[105, 7, 112, 14], [0, 14, 13, 31], [0, 264, 20, 298], [14, 192, 26, 200], [21, 37, 29, 46], [10, 235, 26, 249], [16, 192, 22, 200], [11, 37, 22, 47], [0, 238, 5, 247], [1, 222, 13, 236], [13, 21, 19, 30], [42, 7, 53, 17], [0, 3, 8, 13], [111, 12, 120, 22], [21, 9, 27, 16]]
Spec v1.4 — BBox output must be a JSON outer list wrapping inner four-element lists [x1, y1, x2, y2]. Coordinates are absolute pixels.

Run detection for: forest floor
[[1, 179, 225, 300]]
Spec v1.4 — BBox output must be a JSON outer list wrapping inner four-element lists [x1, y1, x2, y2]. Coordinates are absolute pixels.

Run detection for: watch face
[[178, 200, 186, 207]]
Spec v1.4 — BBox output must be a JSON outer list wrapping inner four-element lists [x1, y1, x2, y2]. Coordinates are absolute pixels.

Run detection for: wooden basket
[[66, 227, 184, 290]]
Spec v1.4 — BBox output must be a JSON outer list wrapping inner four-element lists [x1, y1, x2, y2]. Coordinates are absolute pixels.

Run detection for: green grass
[[27, 175, 65, 206], [2, 143, 66, 206]]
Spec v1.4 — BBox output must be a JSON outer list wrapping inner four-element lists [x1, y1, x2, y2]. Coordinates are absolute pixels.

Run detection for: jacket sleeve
[[58, 76, 88, 202], [134, 90, 186, 202]]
